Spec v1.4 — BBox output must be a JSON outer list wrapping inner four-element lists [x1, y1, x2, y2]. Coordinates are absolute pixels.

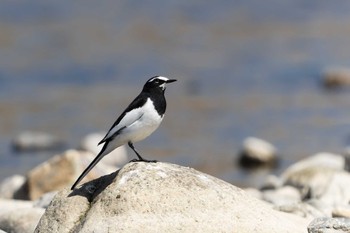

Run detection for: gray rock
[[239, 137, 278, 167], [0, 207, 44, 233], [26, 149, 118, 200], [262, 186, 301, 206], [79, 132, 128, 166], [35, 162, 309, 233], [12, 131, 64, 151], [0, 175, 26, 199], [308, 217, 350, 233]]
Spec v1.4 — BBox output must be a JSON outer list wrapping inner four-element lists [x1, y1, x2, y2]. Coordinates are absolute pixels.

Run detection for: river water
[[1, 1, 350, 187]]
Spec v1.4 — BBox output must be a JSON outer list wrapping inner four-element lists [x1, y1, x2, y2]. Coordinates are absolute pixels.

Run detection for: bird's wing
[[98, 93, 148, 145]]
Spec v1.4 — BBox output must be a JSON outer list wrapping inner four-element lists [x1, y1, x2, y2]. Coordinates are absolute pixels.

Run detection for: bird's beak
[[166, 79, 177, 83]]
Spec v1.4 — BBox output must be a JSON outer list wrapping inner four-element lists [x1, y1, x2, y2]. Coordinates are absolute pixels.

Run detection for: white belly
[[116, 99, 164, 144]]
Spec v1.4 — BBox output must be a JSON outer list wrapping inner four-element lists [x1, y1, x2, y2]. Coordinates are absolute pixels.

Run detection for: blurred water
[[1, 1, 350, 187]]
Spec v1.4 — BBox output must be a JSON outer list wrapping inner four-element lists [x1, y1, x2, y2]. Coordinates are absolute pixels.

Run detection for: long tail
[[71, 142, 111, 190]]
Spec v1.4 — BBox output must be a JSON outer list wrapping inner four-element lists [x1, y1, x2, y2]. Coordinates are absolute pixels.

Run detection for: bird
[[71, 76, 177, 190]]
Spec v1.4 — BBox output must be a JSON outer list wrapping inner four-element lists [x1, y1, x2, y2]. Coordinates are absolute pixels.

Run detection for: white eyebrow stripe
[[148, 76, 169, 83], [156, 76, 169, 82]]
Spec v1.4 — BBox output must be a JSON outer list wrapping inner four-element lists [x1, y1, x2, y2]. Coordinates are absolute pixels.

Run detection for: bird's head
[[143, 76, 177, 92]]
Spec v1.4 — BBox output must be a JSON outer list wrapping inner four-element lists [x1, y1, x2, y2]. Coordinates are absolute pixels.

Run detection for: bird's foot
[[129, 158, 157, 163]]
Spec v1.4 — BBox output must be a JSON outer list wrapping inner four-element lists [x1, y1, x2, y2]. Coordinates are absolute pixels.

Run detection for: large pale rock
[[79, 132, 129, 166], [26, 150, 118, 200], [35, 162, 309, 233]]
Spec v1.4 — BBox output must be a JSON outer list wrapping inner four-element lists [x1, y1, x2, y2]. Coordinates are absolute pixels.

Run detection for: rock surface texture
[[35, 162, 309, 233]]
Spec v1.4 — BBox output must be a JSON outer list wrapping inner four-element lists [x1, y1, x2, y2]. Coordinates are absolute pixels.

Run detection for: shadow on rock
[[68, 170, 119, 202]]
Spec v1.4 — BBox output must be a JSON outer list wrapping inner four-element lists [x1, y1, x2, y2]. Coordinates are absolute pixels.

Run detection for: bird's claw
[[129, 158, 157, 163]]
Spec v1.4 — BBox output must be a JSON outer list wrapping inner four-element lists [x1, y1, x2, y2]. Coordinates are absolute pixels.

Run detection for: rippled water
[[1, 1, 350, 187]]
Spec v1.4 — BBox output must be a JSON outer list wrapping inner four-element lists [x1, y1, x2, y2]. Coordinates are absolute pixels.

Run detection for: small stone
[[322, 67, 350, 89], [12, 131, 64, 152], [308, 217, 350, 233], [0, 175, 26, 199], [239, 137, 278, 168], [79, 132, 128, 166]]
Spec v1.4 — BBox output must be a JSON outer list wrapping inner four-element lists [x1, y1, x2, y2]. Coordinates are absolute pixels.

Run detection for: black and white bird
[[71, 76, 176, 190]]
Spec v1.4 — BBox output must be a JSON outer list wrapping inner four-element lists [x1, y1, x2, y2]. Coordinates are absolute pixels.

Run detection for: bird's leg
[[128, 142, 157, 163]]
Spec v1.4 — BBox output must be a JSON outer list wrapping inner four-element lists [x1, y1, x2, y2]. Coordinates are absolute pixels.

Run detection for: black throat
[[143, 88, 167, 117]]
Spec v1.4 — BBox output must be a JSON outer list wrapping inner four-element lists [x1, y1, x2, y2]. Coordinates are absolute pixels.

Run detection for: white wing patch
[[104, 107, 144, 140], [102, 98, 163, 143]]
